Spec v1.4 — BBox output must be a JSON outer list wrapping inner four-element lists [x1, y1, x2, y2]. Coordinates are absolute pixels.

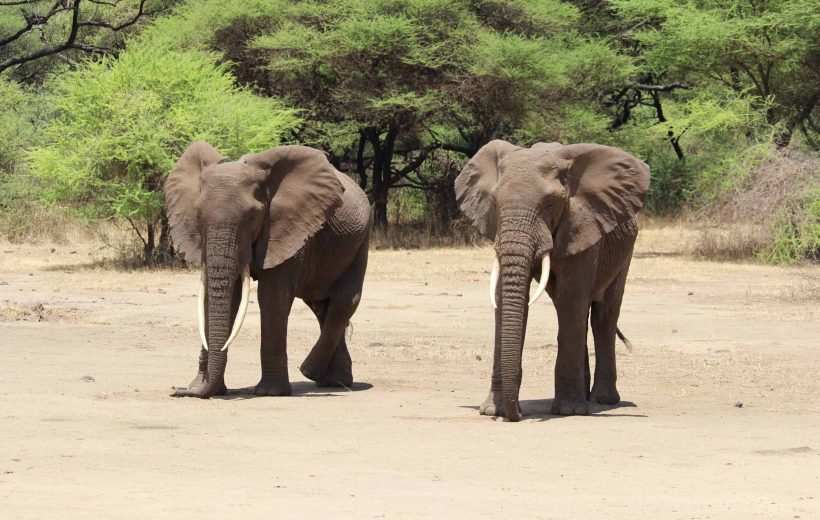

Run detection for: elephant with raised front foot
[[455, 140, 650, 421], [164, 141, 371, 398]]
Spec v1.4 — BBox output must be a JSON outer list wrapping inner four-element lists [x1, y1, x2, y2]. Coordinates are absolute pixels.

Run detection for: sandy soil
[[1, 229, 819, 519]]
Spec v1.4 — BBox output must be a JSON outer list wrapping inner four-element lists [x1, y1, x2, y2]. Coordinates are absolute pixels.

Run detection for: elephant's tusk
[[221, 265, 251, 352], [489, 257, 500, 309], [528, 255, 550, 306], [198, 271, 209, 351]]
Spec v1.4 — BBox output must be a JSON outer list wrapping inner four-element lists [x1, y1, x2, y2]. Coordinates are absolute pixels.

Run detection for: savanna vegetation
[[1, 0, 818, 264]]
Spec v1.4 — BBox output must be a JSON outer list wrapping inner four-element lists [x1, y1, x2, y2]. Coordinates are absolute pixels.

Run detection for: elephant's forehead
[[202, 163, 255, 187], [499, 149, 560, 175]]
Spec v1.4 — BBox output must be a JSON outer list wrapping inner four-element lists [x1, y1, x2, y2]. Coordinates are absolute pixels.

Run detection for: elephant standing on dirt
[[455, 140, 650, 421], [163, 142, 371, 398]]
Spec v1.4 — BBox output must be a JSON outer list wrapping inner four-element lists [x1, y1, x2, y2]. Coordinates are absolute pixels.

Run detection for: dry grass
[[690, 147, 819, 263], [0, 205, 95, 244], [370, 219, 485, 250], [0, 301, 88, 323], [690, 224, 771, 261], [778, 272, 820, 303]]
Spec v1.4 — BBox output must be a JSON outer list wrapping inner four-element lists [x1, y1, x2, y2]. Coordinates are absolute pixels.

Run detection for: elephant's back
[[290, 172, 370, 299], [326, 171, 371, 239]]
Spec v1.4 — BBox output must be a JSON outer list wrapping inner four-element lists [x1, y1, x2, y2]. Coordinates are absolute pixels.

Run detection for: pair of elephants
[[163, 139, 650, 422]]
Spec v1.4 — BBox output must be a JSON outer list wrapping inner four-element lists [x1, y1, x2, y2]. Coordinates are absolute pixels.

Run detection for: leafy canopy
[[28, 40, 300, 225]]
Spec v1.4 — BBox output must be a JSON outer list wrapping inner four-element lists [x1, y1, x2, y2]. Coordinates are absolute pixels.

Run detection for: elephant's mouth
[[198, 265, 251, 351], [488, 255, 550, 309]]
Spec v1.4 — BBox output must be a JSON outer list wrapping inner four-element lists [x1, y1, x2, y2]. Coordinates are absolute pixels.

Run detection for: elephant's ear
[[551, 144, 650, 257], [240, 146, 345, 270], [454, 140, 520, 240], [163, 141, 226, 266]]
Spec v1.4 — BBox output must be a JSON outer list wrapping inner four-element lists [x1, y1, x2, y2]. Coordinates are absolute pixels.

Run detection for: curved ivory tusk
[[221, 265, 251, 352], [528, 255, 550, 306], [198, 271, 209, 351], [489, 257, 500, 309]]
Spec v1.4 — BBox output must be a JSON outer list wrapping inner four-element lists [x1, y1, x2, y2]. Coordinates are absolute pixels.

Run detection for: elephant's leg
[[300, 296, 357, 385], [187, 346, 208, 389], [305, 300, 353, 387], [255, 274, 294, 397], [174, 282, 241, 396], [551, 298, 592, 416], [300, 243, 366, 385], [318, 336, 353, 388], [590, 266, 629, 405], [480, 303, 503, 416], [583, 306, 592, 401]]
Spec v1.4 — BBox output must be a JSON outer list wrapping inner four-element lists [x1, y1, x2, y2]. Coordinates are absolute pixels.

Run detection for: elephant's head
[[455, 140, 649, 419], [163, 141, 345, 397]]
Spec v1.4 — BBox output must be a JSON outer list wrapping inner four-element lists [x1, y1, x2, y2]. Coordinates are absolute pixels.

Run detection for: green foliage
[[0, 0, 174, 82], [613, 0, 820, 139], [1, 0, 818, 264], [649, 89, 773, 207], [0, 78, 43, 175], [27, 40, 300, 227], [764, 188, 820, 264]]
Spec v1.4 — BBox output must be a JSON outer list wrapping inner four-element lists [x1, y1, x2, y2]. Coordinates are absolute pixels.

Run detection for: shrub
[[27, 40, 300, 264]]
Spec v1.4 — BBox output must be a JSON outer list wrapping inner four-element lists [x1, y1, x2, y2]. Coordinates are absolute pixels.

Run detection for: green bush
[[0, 78, 43, 176], [764, 188, 820, 264], [26, 40, 300, 262]]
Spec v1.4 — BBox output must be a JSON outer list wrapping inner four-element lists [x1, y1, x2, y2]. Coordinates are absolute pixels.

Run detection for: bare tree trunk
[[144, 222, 155, 267], [367, 125, 399, 232]]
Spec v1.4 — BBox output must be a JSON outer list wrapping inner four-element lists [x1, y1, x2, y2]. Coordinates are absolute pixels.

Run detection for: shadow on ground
[[459, 400, 646, 422], [216, 381, 373, 400]]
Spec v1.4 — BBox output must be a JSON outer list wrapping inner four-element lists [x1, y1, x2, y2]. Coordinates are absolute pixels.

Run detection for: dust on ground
[[1, 228, 819, 519]]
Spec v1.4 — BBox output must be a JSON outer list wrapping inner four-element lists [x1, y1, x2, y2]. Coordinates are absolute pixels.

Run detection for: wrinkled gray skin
[[455, 140, 650, 421], [164, 141, 370, 398]]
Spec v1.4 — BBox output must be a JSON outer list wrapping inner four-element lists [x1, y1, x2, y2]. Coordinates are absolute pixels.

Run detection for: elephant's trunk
[[198, 230, 242, 398], [499, 251, 531, 421], [497, 210, 542, 421]]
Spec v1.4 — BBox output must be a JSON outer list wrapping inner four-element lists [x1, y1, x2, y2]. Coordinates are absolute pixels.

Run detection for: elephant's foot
[[478, 391, 522, 421], [254, 376, 292, 397], [170, 379, 227, 398], [316, 350, 353, 388], [478, 390, 504, 416], [590, 383, 620, 405], [188, 371, 206, 389], [299, 360, 327, 384], [550, 396, 589, 416]]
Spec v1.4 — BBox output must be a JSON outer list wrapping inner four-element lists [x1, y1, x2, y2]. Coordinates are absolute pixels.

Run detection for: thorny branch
[[0, 0, 156, 74]]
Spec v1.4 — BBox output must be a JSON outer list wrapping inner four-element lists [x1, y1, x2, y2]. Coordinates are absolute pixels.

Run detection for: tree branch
[[78, 0, 145, 31], [0, 2, 64, 48], [0, 0, 82, 73], [0, 0, 154, 73], [388, 143, 440, 185], [126, 217, 147, 248], [441, 143, 474, 157], [632, 82, 690, 92]]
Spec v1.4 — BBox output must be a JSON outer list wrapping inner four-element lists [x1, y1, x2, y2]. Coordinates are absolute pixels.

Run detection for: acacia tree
[[0, 0, 174, 81], [147, 0, 628, 230], [27, 41, 300, 265], [612, 0, 820, 148]]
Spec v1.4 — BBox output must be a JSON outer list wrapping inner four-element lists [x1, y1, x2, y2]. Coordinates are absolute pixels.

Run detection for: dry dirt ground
[[1, 228, 819, 519]]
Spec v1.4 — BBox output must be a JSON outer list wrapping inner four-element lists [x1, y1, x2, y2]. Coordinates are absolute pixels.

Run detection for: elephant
[[163, 141, 371, 398], [455, 140, 650, 421]]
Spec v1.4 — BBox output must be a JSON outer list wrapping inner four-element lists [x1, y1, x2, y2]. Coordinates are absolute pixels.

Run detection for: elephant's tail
[[346, 320, 354, 341], [616, 327, 633, 352]]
